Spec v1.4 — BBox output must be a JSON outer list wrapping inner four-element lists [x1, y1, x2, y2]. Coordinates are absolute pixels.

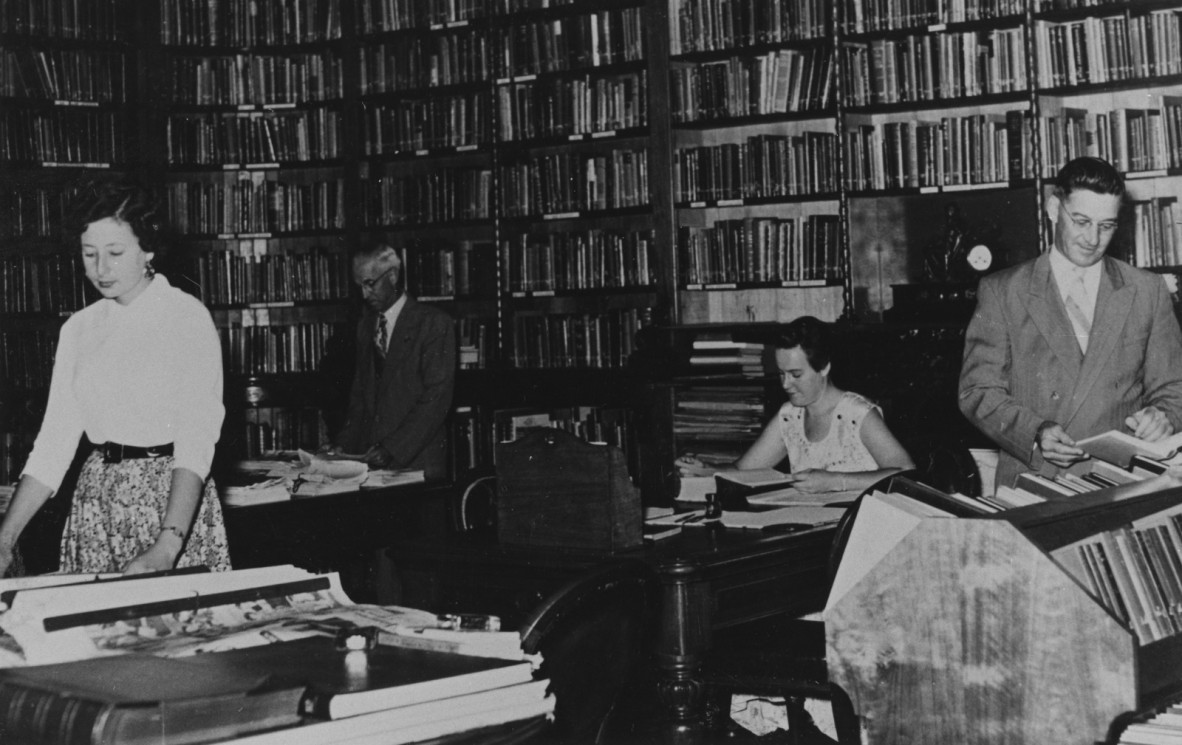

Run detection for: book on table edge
[[199, 636, 535, 721], [0, 652, 304, 745]]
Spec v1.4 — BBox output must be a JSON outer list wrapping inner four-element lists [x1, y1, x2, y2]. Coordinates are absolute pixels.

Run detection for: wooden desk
[[387, 523, 837, 742], [223, 481, 453, 603]]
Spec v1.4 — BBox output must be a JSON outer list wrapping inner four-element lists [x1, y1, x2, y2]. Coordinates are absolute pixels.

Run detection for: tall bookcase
[[1, 0, 1180, 496], [149, 0, 352, 461], [0, 0, 137, 482]]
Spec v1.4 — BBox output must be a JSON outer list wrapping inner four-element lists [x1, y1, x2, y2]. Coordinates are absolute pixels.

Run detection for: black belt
[[100, 442, 174, 464]]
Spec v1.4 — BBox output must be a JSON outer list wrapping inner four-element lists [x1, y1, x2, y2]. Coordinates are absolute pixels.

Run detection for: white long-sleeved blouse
[[22, 275, 224, 492]]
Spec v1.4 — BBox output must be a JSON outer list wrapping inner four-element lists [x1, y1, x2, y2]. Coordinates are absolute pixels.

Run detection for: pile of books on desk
[[0, 566, 553, 744]]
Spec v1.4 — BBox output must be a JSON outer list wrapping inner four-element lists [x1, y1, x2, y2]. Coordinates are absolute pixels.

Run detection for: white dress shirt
[[23, 275, 224, 492]]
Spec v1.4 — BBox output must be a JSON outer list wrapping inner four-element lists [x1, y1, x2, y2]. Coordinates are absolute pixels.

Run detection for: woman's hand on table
[[785, 469, 848, 494], [675, 454, 716, 477]]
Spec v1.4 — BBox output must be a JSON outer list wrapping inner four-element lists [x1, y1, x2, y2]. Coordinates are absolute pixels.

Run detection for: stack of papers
[[222, 452, 425, 506]]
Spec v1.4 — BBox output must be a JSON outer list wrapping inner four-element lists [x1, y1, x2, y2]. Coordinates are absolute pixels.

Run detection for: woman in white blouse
[[0, 178, 231, 576]]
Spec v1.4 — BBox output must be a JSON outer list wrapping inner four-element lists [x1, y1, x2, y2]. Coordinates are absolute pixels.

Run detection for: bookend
[[496, 428, 642, 552]]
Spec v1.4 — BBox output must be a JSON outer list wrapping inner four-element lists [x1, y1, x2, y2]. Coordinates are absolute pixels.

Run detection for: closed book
[[0, 653, 303, 745], [204, 636, 534, 721]]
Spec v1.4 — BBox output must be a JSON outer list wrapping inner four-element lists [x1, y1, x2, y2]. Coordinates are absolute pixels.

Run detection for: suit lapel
[[1063, 259, 1131, 425]]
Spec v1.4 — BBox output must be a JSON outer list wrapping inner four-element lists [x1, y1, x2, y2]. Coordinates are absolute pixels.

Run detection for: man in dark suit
[[329, 239, 456, 480], [959, 156, 1182, 488]]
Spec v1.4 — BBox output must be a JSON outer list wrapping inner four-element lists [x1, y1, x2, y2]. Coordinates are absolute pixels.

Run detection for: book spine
[[0, 682, 107, 745]]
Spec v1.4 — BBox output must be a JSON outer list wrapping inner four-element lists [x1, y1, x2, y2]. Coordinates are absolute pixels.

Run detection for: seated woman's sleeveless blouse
[[775, 391, 881, 473]]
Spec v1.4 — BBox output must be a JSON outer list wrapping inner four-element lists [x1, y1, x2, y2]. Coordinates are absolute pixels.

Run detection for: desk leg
[[655, 568, 712, 744]]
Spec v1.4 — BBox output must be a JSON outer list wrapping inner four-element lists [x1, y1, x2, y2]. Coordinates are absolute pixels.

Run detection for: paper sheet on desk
[[747, 487, 864, 507], [298, 449, 369, 479], [719, 505, 847, 530]]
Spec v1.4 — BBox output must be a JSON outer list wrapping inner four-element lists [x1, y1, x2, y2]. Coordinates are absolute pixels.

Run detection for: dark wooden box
[[495, 428, 642, 552]]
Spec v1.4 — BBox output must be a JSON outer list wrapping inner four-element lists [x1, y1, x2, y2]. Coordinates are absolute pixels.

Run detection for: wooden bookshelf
[[826, 475, 1182, 744]]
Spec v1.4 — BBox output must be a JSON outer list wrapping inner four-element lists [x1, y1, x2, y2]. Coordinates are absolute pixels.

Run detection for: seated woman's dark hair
[[66, 176, 169, 261], [774, 316, 832, 372]]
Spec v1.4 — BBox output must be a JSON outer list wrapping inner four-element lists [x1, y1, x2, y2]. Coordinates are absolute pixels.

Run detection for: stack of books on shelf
[[674, 385, 766, 467], [0, 566, 552, 745], [686, 336, 765, 378]]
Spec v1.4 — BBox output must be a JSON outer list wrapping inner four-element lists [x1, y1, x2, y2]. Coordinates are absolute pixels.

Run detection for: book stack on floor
[[0, 566, 553, 745]]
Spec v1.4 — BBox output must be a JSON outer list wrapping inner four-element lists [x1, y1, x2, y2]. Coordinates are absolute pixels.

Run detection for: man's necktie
[[1063, 269, 1092, 353], [375, 313, 388, 359]]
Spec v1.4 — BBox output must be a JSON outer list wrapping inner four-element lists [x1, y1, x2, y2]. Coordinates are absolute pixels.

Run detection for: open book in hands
[[1074, 429, 1182, 467]]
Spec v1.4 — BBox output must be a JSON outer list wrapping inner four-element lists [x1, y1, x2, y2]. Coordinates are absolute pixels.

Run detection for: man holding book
[[959, 156, 1182, 488]]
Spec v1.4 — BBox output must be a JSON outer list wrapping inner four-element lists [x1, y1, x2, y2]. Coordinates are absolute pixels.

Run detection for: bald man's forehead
[[354, 247, 399, 272]]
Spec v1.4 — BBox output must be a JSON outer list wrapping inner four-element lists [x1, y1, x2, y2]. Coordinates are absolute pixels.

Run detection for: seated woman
[[675, 316, 914, 493]]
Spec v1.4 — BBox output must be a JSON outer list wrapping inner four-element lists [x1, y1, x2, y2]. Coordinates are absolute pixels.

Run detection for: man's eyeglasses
[[358, 265, 397, 292], [1060, 203, 1118, 237]]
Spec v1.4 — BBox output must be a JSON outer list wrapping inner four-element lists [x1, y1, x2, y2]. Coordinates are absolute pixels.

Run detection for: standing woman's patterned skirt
[[59, 450, 232, 573]]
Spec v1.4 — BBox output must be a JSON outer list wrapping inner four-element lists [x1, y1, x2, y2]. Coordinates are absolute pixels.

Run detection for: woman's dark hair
[[66, 176, 169, 260], [1052, 156, 1125, 201], [773, 316, 832, 372]]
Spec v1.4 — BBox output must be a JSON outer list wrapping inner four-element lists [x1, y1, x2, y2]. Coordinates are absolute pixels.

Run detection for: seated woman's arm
[[674, 419, 787, 476], [788, 409, 915, 494]]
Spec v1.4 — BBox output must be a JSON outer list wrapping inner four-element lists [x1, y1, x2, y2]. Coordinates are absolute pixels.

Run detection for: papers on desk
[[748, 487, 864, 507], [221, 452, 424, 506], [719, 505, 847, 530]]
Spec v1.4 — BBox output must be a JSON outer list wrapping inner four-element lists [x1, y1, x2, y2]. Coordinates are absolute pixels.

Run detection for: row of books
[[237, 405, 324, 458], [0, 327, 55, 389], [501, 230, 656, 294], [0, 184, 86, 239], [686, 338, 764, 377], [507, 307, 647, 369], [165, 110, 342, 165], [1034, 11, 1182, 89], [504, 8, 646, 78], [497, 71, 648, 141], [362, 95, 493, 154], [164, 52, 345, 106], [1066, 507, 1182, 645], [840, 27, 1028, 108], [359, 33, 496, 94], [196, 246, 353, 306], [209, 313, 348, 374], [0, 0, 125, 39], [679, 214, 842, 286], [1, 47, 128, 103], [844, 113, 1013, 192], [0, 108, 124, 164], [673, 132, 839, 203], [1, 253, 92, 315], [456, 318, 493, 369], [669, 0, 830, 56], [160, 0, 342, 46], [674, 384, 767, 460], [355, 0, 491, 32], [1126, 197, 1182, 271], [1040, 101, 1182, 177], [402, 240, 497, 299], [165, 174, 346, 235], [498, 149, 651, 216], [362, 166, 493, 225], [670, 47, 834, 124], [839, 0, 1024, 33]]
